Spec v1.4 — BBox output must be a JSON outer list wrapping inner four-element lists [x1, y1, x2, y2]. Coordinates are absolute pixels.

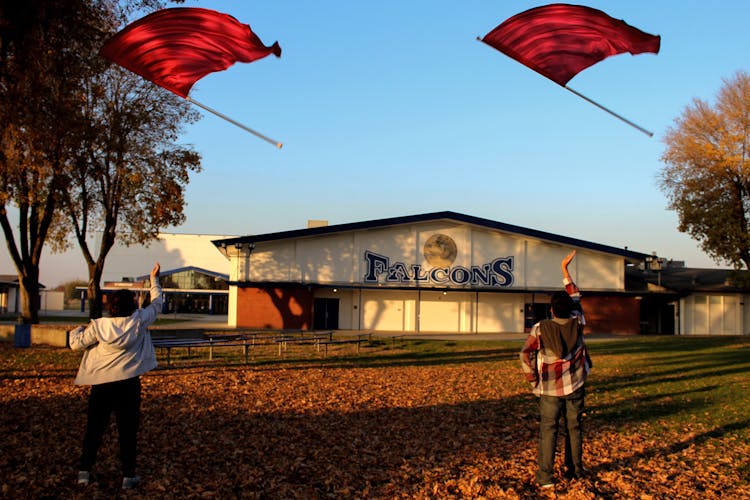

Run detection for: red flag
[[481, 3, 660, 86], [100, 7, 282, 98]]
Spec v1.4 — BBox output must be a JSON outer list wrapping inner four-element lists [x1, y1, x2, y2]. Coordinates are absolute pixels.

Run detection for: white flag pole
[[476, 36, 654, 138], [563, 86, 653, 137], [185, 96, 283, 148]]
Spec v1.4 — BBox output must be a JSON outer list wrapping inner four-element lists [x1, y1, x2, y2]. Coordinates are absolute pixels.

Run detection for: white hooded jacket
[[69, 279, 162, 385]]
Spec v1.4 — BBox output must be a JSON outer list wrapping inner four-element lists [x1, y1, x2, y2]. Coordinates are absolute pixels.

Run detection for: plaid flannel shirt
[[520, 280, 591, 397]]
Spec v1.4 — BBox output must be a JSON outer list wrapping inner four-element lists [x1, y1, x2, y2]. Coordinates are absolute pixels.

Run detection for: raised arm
[[562, 251, 586, 327], [561, 250, 580, 298], [561, 250, 575, 282], [140, 262, 163, 325]]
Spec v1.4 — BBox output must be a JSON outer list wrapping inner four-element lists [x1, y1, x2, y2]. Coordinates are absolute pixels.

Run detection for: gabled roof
[[135, 266, 228, 281], [212, 211, 651, 262]]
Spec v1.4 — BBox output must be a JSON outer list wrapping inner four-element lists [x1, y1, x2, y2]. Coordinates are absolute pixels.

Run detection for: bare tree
[[66, 65, 200, 319]]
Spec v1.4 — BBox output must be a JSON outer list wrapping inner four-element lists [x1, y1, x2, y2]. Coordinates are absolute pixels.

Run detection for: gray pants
[[536, 387, 585, 484]]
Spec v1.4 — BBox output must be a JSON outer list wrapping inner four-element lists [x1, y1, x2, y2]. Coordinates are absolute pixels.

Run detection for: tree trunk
[[18, 272, 40, 324], [87, 262, 105, 319]]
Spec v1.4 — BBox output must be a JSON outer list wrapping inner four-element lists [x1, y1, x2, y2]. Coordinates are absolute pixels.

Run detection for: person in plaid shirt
[[520, 250, 591, 489]]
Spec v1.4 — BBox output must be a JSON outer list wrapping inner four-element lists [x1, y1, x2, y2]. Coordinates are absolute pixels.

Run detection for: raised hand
[[561, 250, 576, 279], [150, 262, 160, 281]]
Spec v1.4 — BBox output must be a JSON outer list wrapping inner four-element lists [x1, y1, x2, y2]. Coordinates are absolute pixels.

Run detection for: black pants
[[79, 377, 141, 477]]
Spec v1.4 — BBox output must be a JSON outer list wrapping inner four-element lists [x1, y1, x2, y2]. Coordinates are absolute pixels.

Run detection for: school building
[[212, 211, 750, 336]]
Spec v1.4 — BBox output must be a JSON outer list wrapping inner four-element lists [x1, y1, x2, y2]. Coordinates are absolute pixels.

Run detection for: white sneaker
[[122, 475, 141, 489], [77, 471, 90, 485]]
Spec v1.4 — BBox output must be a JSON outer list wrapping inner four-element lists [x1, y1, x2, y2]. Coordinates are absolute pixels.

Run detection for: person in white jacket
[[69, 262, 162, 490]]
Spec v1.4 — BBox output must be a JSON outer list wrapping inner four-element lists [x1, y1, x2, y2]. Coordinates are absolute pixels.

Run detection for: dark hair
[[109, 290, 136, 317], [550, 290, 575, 319]]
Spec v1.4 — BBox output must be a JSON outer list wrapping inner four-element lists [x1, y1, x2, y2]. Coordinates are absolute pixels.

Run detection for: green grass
[[586, 336, 750, 435]]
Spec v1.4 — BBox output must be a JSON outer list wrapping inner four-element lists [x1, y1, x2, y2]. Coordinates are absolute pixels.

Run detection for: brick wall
[[236, 286, 313, 330], [580, 296, 640, 335]]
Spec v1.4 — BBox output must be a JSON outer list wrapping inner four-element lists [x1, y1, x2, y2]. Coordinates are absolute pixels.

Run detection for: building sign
[[363, 250, 514, 287]]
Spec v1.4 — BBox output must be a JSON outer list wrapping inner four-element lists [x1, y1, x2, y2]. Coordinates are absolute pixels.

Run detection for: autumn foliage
[[1, 336, 749, 499]]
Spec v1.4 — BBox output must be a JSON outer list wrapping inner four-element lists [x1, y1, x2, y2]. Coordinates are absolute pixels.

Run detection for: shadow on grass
[[3, 337, 749, 499], [152, 342, 523, 372], [1, 383, 543, 498], [588, 419, 750, 497], [590, 338, 750, 397], [587, 385, 719, 422], [589, 335, 750, 356]]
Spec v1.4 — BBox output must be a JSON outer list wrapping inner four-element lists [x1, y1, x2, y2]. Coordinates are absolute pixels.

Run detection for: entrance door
[[313, 298, 340, 330], [524, 303, 551, 331]]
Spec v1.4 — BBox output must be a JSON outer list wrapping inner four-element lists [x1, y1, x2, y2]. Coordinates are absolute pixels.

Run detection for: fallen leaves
[[1, 341, 749, 499]]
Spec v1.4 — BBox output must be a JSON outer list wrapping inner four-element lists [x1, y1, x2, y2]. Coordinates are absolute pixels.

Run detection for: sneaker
[[77, 471, 90, 485], [122, 476, 141, 490]]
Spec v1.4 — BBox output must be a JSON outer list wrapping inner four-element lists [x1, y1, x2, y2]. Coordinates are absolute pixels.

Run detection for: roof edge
[[212, 211, 652, 261]]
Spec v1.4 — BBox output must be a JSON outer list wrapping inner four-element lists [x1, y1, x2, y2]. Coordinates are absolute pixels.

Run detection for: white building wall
[[245, 222, 626, 292], [477, 293, 524, 333], [8, 288, 18, 314], [228, 286, 238, 327], [226, 218, 639, 334], [101, 233, 234, 282], [40, 291, 64, 312], [312, 288, 526, 334], [362, 290, 417, 332], [680, 294, 744, 335]]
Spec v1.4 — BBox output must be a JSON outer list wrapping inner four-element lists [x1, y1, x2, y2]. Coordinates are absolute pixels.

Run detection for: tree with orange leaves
[[660, 70, 750, 269]]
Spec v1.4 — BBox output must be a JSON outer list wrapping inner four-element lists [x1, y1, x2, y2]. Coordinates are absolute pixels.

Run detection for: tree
[[0, 0, 191, 322], [65, 65, 201, 319], [0, 0, 108, 323], [660, 70, 750, 269]]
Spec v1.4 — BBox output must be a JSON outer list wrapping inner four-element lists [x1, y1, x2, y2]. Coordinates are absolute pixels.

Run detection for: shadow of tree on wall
[[262, 287, 311, 329]]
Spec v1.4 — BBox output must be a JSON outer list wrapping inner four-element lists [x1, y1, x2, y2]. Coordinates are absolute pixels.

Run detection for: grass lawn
[[1, 335, 749, 498]]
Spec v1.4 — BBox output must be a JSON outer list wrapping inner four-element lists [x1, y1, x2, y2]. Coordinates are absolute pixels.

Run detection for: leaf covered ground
[[1, 336, 750, 499]]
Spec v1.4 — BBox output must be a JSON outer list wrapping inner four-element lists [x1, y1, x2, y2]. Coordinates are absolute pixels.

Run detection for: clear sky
[[6, 1, 750, 286], [173, 0, 747, 263]]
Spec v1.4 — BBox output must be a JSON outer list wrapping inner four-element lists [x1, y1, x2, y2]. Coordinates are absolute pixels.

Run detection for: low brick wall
[[0, 324, 74, 347]]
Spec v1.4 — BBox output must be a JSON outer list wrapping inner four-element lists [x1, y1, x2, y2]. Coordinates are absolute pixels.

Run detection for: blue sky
[[6, 1, 750, 286], [169, 0, 749, 269]]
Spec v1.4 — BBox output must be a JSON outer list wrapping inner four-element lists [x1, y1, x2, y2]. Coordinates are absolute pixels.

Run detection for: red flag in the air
[[481, 3, 660, 86], [100, 7, 282, 98]]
